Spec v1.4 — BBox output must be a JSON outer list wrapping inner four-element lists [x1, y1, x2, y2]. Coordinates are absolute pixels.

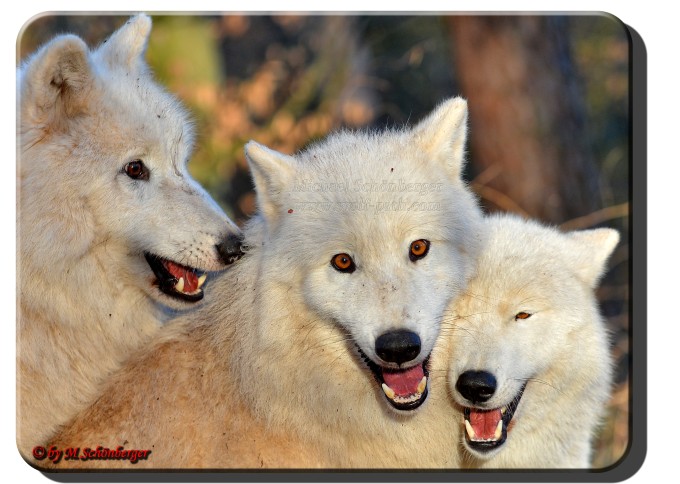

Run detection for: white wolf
[[17, 15, 243, 455], [445, 213, 619, 468], [47, 97, 485, 469]]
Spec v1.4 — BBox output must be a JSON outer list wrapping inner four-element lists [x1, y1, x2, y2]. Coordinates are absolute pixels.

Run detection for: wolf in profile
[[444, 213, 619, 468], [17, 15, 243, 454], [47, 97, 486, 468]]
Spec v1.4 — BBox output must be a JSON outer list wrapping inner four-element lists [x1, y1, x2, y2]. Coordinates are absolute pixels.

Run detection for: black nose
[[216, 232, 245, 265], [375, 330, 421, 365], [455, 370, 497, 404]]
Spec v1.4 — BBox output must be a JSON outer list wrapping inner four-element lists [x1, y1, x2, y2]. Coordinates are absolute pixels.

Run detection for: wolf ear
[[19, 34, 92, 124], [412, 97, 469, 181], [94, 14, 152, 71], [567, 228, 620, 288], [245, 141, 297, 222]]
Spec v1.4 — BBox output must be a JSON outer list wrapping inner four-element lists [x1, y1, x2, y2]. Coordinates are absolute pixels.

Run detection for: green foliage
[[147, 16, 223, 88]]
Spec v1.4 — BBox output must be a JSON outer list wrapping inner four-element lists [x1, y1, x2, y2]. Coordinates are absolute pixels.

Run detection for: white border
[[4, 2, 672, 483]]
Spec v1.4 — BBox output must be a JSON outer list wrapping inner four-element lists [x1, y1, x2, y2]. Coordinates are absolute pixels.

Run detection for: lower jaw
[[462, 382, 526, 455], [354, 344, 431, 411], [464, 433, 507, 456], [156, 280, 204, 302], [384, 387, 429, 411], [144, 252, 205, 303]]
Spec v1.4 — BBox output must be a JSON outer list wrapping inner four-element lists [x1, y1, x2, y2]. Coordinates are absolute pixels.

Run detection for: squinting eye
[[409, 239, 430, 262], [515, 312, 532, 321], [331, 253, 355, 273], [124, 160, 149, 180]]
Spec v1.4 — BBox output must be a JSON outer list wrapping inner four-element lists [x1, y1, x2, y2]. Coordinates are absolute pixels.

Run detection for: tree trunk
[[447, 15, 602, 224]]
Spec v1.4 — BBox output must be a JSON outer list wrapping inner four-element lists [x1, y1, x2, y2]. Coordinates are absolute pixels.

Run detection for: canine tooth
[[197, 274, 207, 288], [381, 383, 396, 400], [464, 420, 476, 440], [417, 376, 427, 394], [175, 277, 185, 293], [501, 406, 507, 415], [494, 419, 503, 440]]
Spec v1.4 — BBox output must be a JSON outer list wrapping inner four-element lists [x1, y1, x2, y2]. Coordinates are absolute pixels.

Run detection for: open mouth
[[357, 346, 429, 411], [144, 252, 208, 302], [462, 383, 526, 452]]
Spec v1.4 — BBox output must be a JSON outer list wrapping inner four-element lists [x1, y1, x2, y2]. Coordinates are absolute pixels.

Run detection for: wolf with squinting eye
[[443, 213, 618, 468]]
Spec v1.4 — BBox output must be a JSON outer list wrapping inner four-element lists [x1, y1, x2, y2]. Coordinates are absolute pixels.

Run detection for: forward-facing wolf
[[17, 15, 243, 455], [443, 213, 619, 468], [46, 97, 486, 469]]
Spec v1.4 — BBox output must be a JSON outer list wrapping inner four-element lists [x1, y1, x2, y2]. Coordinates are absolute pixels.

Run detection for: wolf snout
[[216, 233, 245, 265], [375, 329, 421, 365], [456, 370, 497, 404]]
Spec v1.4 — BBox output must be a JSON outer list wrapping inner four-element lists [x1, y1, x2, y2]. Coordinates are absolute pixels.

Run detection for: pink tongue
[[382, 365, 424, 396], [163, 261, 199, 293], [469, 409, 502, 440]]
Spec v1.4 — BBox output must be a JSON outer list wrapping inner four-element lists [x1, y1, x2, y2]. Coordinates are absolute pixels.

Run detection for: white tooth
[[501, 406, 507, 415], [197, 274, 207, 288], [494, 419, 503, 440], [417, 376, 427, 394], [465, 420, 476, 440], [175, 277, 185, 293], [381, 383, 396, 400]]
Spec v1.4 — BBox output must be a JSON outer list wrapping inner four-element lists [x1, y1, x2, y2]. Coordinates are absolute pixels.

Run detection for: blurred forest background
[[18, 13, 631, 469]]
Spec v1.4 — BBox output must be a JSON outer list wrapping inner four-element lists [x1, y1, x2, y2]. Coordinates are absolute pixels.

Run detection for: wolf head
[[446, 214, 619, 461], [244, 98, 485, 412], [18, 15, 243, 307]]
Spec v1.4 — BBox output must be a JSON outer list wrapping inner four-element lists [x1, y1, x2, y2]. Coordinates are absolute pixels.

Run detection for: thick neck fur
[[17, 140, 164, 449], [202, 216, 458, 467], [18, 243, 163, 450]]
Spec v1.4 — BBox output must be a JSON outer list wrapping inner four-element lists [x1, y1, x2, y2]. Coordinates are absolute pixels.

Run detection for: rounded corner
[[16, 12, 57, 55]]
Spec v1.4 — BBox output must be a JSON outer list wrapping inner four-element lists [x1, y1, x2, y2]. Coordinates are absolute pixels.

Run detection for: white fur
[[444, 213, 619, 468], [245, 97, 482, 371], [238, 97, 485, 437], [49, 98, 486, 468], [17, 15, 240, 455]]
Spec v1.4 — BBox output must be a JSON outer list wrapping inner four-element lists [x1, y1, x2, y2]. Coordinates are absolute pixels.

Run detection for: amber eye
[[409, 239, 430, 262], [331, 253, 355, 273], [515, 312, 532, 321], [124, 160, 149, 180]]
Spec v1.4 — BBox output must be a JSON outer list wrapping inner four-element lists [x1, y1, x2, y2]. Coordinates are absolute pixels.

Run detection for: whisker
[[511, 376, 562, 394]]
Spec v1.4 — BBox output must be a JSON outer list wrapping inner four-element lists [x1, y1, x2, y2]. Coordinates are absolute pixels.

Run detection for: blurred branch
[[559, 202, 629, 230], [470, 163, 502, 187], [470, 182, 531, 217]]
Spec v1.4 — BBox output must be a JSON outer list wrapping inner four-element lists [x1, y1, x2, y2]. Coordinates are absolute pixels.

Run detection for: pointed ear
[[94, 14, 152, 71], [567, 228, 620, 287], [245, 141, 297, 222], [19, 34, 92, 125], [412, 97, 469, 180]]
